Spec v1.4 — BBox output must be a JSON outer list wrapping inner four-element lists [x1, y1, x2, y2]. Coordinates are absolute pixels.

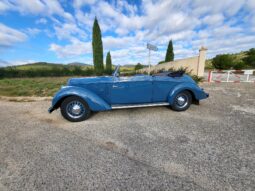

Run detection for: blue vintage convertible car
[[49, 66, 209, 122]]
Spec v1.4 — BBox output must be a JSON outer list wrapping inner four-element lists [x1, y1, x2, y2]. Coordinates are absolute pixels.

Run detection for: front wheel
[[61, 96, 91, 122], [171, 91, 192, 111]]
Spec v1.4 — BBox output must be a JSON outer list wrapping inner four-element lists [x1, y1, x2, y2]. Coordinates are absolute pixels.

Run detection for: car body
[[49, 66, 209, 122]]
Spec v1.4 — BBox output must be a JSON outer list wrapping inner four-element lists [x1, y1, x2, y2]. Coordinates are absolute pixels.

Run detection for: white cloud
[[25, 28, 41, 36], [11, 60, 36, 66], [192, 0, 243, 16], [103, 36, 135, 50], [49, 38, 91, 58], [43, 0, 74, 22], [0, 0, 11, 12], [115, 1, 138, 16], [0, 59, 35, 67], [0, 59, 10, 67], [36, 18, 47, 24], [13, 0, 45, 14], [54, 22, 87, 40], [0, 23, 27, 47], [0, 0, 74, 22], [202, 14, 225, 26], [74, 0, 97, 8]]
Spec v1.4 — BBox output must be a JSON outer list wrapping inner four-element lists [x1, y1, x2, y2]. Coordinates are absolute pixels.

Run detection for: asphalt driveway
[[0, 83, 254, 191]]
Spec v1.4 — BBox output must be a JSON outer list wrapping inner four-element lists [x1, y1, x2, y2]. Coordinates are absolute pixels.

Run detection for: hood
[[67, 76, 113, 86]]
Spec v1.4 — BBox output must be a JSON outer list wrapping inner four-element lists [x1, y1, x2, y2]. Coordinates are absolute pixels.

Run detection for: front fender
[[50, 86, 111, 112], [168, 83, 209, 105]]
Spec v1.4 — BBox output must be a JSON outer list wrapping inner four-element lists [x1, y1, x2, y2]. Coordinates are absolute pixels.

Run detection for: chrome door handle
[[113, 85, 118, 88]]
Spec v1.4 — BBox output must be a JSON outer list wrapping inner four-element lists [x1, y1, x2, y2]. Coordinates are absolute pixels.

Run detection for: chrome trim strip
[[111, 102, 169, 109]]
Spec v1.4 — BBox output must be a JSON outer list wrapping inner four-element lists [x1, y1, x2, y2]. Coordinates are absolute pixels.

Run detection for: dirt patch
[[101, 141, 129, 156], [232, 105, 255, 115]]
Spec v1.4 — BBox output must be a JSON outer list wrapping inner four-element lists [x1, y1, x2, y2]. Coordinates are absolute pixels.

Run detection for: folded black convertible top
[[153, 70, 185, 77]]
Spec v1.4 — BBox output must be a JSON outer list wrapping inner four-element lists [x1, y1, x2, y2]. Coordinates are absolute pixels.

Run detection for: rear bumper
[[198, 91, 209, 100], [48, 106, 54, 113]]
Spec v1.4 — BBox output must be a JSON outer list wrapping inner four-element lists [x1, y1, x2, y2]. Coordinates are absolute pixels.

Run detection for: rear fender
[[51, 86, 111, 111], [168, 83, 207, 105]]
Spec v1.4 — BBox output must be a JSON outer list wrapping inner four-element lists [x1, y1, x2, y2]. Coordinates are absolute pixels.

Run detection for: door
[[152, 76, 178, 102], [110, 76, 153, 104]]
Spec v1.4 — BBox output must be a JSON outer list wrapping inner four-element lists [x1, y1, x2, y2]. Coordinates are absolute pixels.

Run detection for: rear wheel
[[61, 96, 91, 122], [171, 91, 192, 111]]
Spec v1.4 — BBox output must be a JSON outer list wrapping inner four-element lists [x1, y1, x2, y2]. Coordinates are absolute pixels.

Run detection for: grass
[[0, 77, 69, 97]]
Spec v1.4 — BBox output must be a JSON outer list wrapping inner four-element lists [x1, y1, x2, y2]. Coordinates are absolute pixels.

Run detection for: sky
[[0, 0, 255, 67]]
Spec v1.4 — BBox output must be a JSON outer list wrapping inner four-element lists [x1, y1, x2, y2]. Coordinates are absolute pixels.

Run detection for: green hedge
[[0, 66, 95, 78]]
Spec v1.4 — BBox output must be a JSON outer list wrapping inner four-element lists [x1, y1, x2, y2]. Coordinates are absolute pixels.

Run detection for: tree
[[243, 48, 255, 68], [135, 63, 143, 70], [92, 17, 104, 75], [106, 51, 112, 74], [212, 54, 234, 69], [165, 40, 174, 62]]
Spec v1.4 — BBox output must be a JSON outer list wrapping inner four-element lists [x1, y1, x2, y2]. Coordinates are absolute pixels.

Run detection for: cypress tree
[[165, 40, 174, 62], [106, 51, 112, 74], [92, 17, 104, 75]]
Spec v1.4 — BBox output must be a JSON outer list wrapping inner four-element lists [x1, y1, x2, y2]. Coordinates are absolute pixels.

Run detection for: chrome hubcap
[[66, 101, 85, 119], [176, 95, 188, 108], [177, 96, 185, 105], [72, 104, 81, 115]]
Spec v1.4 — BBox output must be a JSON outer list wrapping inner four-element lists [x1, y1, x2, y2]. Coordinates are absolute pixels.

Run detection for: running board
[[111, 102, 170, 109]]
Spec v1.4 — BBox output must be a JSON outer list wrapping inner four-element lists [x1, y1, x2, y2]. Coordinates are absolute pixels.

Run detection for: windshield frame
[[112, 65, 120, 77]]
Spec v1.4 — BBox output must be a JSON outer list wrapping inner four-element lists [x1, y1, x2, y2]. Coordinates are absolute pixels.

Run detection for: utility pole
[[147, 43, 158, 75]]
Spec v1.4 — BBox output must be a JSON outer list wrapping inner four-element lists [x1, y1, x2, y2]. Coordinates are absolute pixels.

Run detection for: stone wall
[[139, 47, 207, 77]]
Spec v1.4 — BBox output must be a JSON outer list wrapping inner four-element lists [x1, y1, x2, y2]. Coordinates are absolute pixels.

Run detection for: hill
[[11, 62, 93, 70], [68, 62, 92, 66], [205, 51, 248, 69], [14, 62, 64, 70]]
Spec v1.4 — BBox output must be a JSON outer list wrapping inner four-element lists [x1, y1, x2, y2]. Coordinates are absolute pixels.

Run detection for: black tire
[[171, 91, 192, 111], [60, 96, 91, 122]]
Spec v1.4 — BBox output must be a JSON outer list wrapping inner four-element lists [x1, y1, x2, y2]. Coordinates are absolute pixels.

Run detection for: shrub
[[191, 75, 204, 84], [134, 63, 143, 70], [212, 54, 234, 70], [243, 48, 255, 68], [158, 60, 165, 65], [0, 66, 96, 78], [233, 61, 246, 70]]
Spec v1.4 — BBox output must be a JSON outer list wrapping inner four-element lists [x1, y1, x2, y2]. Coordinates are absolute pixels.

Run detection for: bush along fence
[[207, 70, 255, 83]]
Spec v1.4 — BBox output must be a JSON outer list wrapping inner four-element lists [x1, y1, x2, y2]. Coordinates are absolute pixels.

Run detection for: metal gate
[[207, 70, 255, 83]]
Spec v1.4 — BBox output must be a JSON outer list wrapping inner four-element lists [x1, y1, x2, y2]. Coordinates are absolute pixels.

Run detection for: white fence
[[207, 70, 255, 83]]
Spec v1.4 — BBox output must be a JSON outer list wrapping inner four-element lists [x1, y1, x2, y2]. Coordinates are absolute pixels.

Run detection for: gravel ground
[[0, 83, 254, 191]]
